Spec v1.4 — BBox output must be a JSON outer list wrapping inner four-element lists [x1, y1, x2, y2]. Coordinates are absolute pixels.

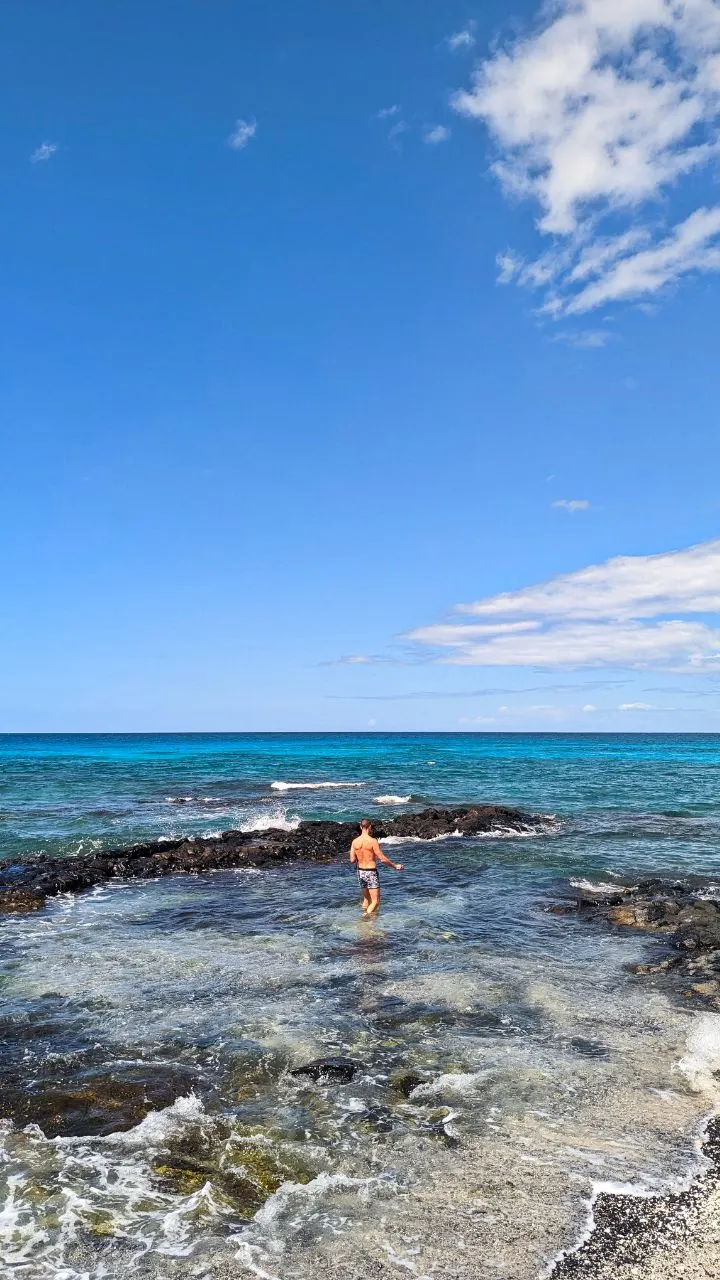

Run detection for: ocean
[[1, 732, 720, 1279]]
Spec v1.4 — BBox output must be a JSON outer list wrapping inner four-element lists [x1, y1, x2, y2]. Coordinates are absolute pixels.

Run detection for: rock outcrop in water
[[0, 804, 543, 915], [560, 878, 720, 1007]]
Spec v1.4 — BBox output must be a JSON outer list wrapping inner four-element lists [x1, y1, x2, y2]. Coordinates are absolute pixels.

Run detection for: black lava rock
[[0, 804, 546, 913], [290, 1056, 361, 1083]]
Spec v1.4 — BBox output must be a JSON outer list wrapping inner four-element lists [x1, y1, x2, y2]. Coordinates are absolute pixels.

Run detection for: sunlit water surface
[[1, 734, 720, 1279]]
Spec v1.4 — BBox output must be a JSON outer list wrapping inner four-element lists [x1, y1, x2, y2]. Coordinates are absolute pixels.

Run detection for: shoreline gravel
[[552, 1115, 720, 1279]]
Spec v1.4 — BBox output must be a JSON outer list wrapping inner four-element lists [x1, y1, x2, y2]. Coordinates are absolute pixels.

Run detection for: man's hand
[[395, 862, 404, 871]]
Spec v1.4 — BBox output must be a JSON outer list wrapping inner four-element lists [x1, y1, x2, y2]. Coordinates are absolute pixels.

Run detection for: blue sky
[[2, 0, 720, 731]]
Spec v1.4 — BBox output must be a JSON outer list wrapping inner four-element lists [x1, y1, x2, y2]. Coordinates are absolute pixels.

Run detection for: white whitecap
[[570, 878, 631, 893], [676, 1013, 720, 1094], [251, 1169, 389, 1233], [271, 781, 364, 791], [100, 1092, 206, 1149], [381, 830, 464, 845], [374, 795, 412, 805], [241, 807, 300, 833], [409, 1070, 492, 1099]]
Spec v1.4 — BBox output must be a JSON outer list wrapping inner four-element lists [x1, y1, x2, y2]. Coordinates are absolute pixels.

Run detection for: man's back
[[351, 834, 379, 868]]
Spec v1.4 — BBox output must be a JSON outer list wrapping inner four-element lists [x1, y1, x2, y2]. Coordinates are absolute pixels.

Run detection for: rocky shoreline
[[548, 877, 720, 1278], [0, 803, 544, 915], [552, 1116, 720, 1279], [555, 877, 720, 1009]]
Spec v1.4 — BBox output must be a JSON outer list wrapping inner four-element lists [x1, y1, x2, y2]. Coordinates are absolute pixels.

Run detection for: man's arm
[[349, 840, 358, 864], [373, 838, 404, 871]]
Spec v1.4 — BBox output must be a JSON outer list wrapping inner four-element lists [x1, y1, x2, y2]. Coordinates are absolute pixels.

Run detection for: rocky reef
[[0, 804, 543, 915], [556, 877, 720, 1007]]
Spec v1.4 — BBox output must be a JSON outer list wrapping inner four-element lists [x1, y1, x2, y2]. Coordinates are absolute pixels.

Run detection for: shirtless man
[[349, 819, 404, 917]]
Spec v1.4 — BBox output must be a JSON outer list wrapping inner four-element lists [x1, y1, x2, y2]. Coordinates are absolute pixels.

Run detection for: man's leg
[[360, 885, 371, 913], [365, 887, 381, 917]]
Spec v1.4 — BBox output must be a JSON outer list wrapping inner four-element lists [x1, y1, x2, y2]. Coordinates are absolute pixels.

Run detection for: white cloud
[[497, 250, 523, 283], [457, 538, 720, 620], [563, 206, 720, 312], [228, 118, 257, 150], [460, 701, 598, 723], [424, 124, 452, 145], [554, 329, 613, 348], [377, 105, 402, 119], [619, 701, 655, 710], [406, 537, 720, 671], [30, 142, 57, 163], [453, 0, 720, 313], [327, 679, 628, 700], [388, 119, 410, 148], [552, 498, 590, 511], [446, 24, 477, 52]]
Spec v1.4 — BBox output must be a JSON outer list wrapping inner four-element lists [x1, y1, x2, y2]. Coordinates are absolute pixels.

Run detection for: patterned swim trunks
[[357, 867, 380, 890]]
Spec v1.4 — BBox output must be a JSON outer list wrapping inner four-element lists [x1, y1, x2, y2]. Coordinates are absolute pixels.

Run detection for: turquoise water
[[1, 734, 720, 1280], [3, 732, 720, 874]]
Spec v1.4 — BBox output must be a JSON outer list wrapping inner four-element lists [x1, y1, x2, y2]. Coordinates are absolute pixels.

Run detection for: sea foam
[[271, 781, 364, 792], [241, 807, 301, 833], [677, 1013, 720, 1094]]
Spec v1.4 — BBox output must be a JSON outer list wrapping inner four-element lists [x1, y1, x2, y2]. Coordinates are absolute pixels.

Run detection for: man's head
[[360, 818, 372, 832]]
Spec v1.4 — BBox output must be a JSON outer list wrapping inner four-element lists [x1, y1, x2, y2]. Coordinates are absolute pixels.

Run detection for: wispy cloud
[[423, 124, 451, 145], [228, 118, 257, 150], [30, 142, 57, 163], [619, 701, 655, 711], [321, 652, 418, 667], [496, 250, 523, 284], [446, 23, 477, 52], [388, 119, 410, 149], [460, 701, 599, 724], [453, 0, 720, 314], [553, 329, 613, 349], [552, 498, 590, 512], [377, 104, 402, 119], [406, 538, 720, 671], [327, 680, 628, 701], [561, 207, 720, 314]]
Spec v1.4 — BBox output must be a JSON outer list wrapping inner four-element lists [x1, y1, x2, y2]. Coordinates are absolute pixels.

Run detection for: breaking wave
[[240, 807, 301, 833], [270, 781, 364, 792]]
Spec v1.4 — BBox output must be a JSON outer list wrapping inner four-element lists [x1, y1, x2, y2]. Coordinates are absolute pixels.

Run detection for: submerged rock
[[153, 1129, 314, 1217], [290, 1056, 361, 1083], [0, 803, 546, 913], [392, 1070, 426, 1098], [2, 1067, 193, 1138], [0, 888, 46, 913]]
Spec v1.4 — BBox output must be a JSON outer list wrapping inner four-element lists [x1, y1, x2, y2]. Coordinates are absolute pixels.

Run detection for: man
[[349, 818, 404, 917]]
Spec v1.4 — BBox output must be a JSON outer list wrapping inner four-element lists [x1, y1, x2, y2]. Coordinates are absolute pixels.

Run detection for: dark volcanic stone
[[1, 1065, 196, 1138], [0, 803, 545, 913], [290, 1056, 361, 1083], [563, 877, 720, 1008], [0, 888, 46, 913]]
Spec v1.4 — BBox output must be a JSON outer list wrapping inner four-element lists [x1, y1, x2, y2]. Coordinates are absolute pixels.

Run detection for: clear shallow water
[[2, 734, 720, 1279]]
